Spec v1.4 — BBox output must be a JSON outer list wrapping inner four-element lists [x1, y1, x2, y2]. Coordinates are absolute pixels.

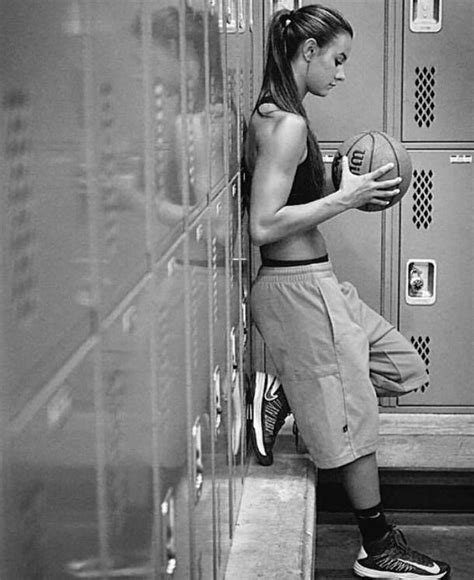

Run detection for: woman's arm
[[249, 115, 400, 246]]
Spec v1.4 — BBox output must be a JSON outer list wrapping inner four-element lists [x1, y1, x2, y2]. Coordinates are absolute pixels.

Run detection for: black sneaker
[[353, 525, 450, 579], [250, 372, 291, 466]]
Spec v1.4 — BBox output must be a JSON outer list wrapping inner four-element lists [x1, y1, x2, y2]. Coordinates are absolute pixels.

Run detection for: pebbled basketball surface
[[331, 131, 413, 212]]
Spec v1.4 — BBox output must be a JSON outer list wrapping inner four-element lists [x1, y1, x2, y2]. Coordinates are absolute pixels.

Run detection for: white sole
[[353, 560, 448, 579], [252, 372, 267, 457]]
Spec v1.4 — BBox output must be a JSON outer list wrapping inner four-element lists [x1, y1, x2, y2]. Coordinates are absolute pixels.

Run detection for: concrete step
[[225, 453, 316, 579]]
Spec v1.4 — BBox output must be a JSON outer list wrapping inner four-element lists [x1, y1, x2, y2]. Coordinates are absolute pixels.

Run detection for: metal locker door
[[182, 0, 211, 217], [0, 0, 92, 419], [303, 0, 389, 314], [402, 0, 474, 143], [99, 282, 156, 577], [5, 348, 100, 580], [320, 154, 385, 313], [138, 0, 188, 255], [239, 174, 252, 432], [154, 242, 192, 579], [398, 150, 473, 407], [209, 191, 231, 576], [239, 0, 255, 123], [226, 5, 242, 184], [139, 0, 213, 256], [303, 0, 387, 143], [84, 0, 148, 317], [249, 0, 265, 108], [228, 178, 245, 529], [188, 214, 215, 579], [206, 0, 227, 197]]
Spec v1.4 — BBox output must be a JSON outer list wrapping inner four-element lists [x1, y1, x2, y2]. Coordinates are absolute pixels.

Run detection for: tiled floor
[[315, 514, 474, 580]]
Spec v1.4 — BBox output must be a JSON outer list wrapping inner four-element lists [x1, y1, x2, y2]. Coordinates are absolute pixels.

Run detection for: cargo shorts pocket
[[284, 371, 349, 467]]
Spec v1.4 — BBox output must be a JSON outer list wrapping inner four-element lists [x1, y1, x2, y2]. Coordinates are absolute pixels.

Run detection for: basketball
[[331, 131, 413, 212]]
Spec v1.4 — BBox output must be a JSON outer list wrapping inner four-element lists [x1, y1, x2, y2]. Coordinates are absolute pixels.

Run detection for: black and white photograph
[[0, 1, 472, 578]]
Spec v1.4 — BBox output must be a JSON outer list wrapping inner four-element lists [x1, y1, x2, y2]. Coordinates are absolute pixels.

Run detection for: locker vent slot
[[410, 335, 430, 393], [190, 266, 200, 373], [99, 82, 119, 255], [4, 89, 39, 322], [414, 66, 436, 128], [412, 169, 433, 230], [211, 236, 219, 325]]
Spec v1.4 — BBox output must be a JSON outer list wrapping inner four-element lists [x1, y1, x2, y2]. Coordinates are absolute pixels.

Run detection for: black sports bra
[[285, 154, 317, 205], [255, 97, 318, 206]]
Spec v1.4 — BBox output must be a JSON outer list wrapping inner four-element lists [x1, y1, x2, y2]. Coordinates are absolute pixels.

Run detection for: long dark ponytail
[[255, 5, 353, 196]]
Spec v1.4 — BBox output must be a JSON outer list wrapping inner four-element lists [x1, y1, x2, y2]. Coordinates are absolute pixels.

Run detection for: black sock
[[354, 502, 390, 546]]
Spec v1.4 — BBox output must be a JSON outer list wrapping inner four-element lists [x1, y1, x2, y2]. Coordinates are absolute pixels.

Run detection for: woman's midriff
[[260, 226, 327, 262]]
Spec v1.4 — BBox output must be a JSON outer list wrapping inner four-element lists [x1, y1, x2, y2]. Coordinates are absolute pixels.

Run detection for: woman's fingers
[[342, 158, 401, 187], [375, 177, 402, 190], [370, 161, 395, 179], [371, 188, 400, 205]]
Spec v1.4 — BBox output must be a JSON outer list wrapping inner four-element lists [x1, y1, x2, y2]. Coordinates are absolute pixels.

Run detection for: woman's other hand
[[338, 155, 402, 210]]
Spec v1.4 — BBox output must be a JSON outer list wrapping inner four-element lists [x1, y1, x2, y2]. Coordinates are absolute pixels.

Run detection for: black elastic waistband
[[261, 254, 329, 267]]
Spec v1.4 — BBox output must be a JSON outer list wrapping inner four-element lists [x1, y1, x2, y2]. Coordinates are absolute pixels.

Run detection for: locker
[[303, 1, 391, 313], [398, 150, 473, 407], [182, 0, 210, 216], [4, 350, 100, 580], [225, 22, 242, 183], [209, 192, 232, 576], [209, 0, 228, 196], [238, 0, 255, 124], [0, 0, 92, 418], [228, 178, 246, 528], [235, 177, 251, 477], [303, 0, 388, 143], [98, 283, 156, 577], [401, 0, 474, 143], [191, 414, 214, 578], [249, 0, 265, 113], [320, 155, 385, 313], [138, 0, 187, 256], [84, 0, 148, 316], [153, 242, 192, 580], [187, 215, 215, 578]]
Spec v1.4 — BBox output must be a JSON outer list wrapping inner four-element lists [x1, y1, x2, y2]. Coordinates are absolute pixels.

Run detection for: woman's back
[[245, 103, 328, 261]]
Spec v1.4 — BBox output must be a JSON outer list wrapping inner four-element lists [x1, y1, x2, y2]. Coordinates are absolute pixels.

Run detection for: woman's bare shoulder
[[246, 109, 306, 171]]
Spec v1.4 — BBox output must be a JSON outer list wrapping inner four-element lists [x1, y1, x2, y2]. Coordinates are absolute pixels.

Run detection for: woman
[[244, 5, 450, 579]]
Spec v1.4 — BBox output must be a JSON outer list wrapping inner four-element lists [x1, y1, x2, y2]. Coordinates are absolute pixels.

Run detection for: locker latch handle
[[192, 418, 204, 503], [410, 0, 443, 33], [406, 259, 437, 305], [213, 366, 222, 435], [241, 289, 248, 347], [161, 488, 177, 576], [230, 327, 238, 371]]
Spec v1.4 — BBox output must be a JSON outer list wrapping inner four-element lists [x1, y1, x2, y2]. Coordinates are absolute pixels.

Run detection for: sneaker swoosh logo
[[398, 559, 441, 574], [264, 376, 282, 402]]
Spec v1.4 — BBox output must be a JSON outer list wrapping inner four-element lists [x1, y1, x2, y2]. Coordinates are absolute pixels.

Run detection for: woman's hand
[[337, 155, 402, 210]]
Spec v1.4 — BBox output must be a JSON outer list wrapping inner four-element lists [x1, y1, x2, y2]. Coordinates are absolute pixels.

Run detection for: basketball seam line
[[377, 131, 401, 180]]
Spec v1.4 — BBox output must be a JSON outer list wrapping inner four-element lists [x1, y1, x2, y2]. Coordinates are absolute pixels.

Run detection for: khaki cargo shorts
[[250, 261, 428, 469]]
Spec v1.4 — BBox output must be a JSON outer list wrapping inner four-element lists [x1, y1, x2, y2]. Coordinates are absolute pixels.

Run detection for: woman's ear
[[302, 37, 319, 62]]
